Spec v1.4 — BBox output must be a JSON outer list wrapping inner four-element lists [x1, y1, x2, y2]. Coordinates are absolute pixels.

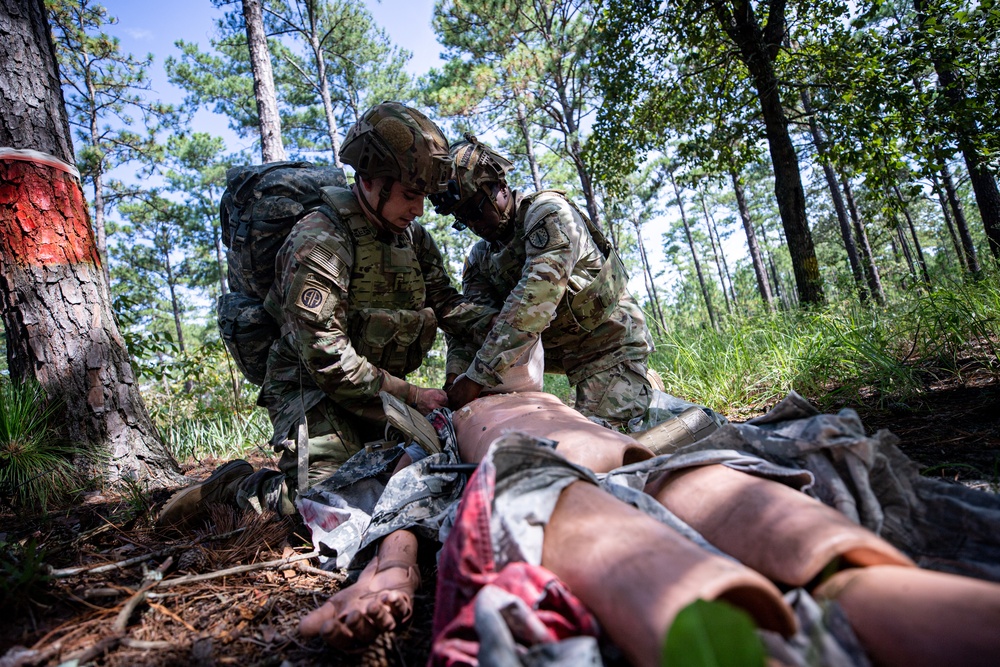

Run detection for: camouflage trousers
[[236, 396, 383, 516], [573, 359, 652, 426]]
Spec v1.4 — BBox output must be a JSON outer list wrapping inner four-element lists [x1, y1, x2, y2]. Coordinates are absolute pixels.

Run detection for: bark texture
[[0, 0, 180, 486], [242, 0, 286, 163], [713, 0, 824, 305], [0, 0, 74, 160]]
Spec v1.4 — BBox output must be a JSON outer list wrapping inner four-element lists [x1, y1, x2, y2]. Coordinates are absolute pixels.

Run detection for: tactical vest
[[480, 190, 627, 333], [316, 187, 437, 377]]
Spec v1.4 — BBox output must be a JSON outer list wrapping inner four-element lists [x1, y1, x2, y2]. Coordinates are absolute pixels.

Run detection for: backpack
[[217, 161, 347, 385]]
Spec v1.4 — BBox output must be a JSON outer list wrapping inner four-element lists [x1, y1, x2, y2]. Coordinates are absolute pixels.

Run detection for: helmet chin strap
[[355, 174, 398, 232]]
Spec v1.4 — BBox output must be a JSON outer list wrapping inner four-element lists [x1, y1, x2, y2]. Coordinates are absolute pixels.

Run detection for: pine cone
[[359, 632, 396, 667], [176, 546, 210, 573]]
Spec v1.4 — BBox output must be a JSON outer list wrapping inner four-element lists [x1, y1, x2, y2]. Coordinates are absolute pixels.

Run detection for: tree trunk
[[940, 162, 982, 277], [759, 222, 790, 310], [0, 0, 180, 486], [704, 202, 737, 308], [162, 235, 185, 354], [516, 100, 542, 191], [304, 3, 342, 167], [242, 0, 285, 163], [913, 0, 1000, 259], [893, 185, 930, 284], [932, 173, 967, 273], [699, 189, 732, 314], [72, 9, 112, 288], [731, 171, 774, 312], [841, 176, 885, 305], [802, 90, 867, 303], [214, 223, 228, 296], [714, 0, 824, 305], [896, 223, 918, 284], [633, 216, 666, 332], [669, 170, 717, 330]]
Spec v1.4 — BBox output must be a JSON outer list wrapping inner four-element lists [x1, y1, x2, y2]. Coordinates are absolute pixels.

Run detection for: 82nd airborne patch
[[295, 278, 330, 318]]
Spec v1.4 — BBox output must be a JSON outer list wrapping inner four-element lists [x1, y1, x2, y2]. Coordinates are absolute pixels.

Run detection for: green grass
[[162, 409, 272, 462], [648, 278, 1000, 415]]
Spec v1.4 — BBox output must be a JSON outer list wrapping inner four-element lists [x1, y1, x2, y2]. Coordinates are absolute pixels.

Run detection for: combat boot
[[156, 459, 254, 528]]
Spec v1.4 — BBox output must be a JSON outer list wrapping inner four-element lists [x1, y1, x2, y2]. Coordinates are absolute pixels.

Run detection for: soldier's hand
[[414, 387, 448, 414], [443, 373, 458, 391], [447, 375, 483, 410]]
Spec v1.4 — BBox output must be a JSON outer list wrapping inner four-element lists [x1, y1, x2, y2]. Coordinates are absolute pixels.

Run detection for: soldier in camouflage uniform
[[158, 103, 496, 526], [431, 135, 655, 425]]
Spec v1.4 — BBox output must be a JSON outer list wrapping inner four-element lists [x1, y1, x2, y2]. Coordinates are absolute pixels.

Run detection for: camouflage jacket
[[260, 186, 496, 440], [446, 190, 652, 386]]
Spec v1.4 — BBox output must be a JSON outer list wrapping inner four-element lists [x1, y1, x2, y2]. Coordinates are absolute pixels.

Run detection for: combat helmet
[[340, 102, 452, 196], [431, 133, 514, 231]]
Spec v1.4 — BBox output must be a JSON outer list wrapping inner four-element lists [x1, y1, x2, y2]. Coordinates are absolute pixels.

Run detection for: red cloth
[[430, 461, 600, 666]]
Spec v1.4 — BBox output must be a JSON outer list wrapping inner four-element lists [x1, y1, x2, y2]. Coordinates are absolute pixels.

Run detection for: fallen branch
[[47, 527, 251, 578], [156, 550, 318, 588], [113, 557, 174, 634], [120, 638, 176, 650], [295, 560, 346, 581], [48, 551, 165, 578]]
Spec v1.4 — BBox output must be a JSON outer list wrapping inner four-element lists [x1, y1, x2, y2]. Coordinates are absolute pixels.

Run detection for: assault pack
[[217, 161, 347, 384]]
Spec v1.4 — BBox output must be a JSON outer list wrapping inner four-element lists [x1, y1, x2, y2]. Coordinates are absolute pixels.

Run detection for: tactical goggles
[[451, 193, 490, 231], [431, 179, 486, 231]]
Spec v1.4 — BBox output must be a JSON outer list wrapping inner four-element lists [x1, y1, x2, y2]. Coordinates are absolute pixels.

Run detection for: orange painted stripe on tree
[[0, 159, 101, 268]]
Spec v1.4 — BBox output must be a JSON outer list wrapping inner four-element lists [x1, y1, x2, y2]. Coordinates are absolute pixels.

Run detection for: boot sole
[[156, 460, 254, 527]]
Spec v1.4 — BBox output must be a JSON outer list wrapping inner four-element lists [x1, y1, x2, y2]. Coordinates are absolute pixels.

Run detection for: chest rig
[[321, 188, 436, 377], [481, 224, 528, 301]]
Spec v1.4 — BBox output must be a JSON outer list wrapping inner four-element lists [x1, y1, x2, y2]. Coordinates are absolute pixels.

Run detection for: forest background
[[3, 0, 1000, 512]]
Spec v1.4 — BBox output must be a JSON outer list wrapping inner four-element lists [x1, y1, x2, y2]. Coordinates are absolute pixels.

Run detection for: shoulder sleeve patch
[[528, 224, 550, 249], [287, 270, 338, 323], [295, 279, 330, 315], [295, 230, 352, 290]]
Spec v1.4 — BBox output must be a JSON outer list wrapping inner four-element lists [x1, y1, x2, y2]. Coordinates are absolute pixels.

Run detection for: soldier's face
[[360, 177, 426, 233], [462, 187, 509, 243]]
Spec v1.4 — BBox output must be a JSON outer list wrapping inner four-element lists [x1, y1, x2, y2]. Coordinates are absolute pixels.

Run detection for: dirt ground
[[2, 374, 998, 667]]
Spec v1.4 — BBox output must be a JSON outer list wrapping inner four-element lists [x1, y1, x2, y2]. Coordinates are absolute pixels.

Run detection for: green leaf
[[661, 599, 765, 667]]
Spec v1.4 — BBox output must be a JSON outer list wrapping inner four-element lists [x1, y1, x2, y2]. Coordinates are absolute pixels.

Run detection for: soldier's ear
[[494, 184, 510, 211]]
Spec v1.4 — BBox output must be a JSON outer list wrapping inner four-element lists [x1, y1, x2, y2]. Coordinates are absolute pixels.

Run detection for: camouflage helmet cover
[[431, 133, 514, 216], [340, 102, 452, 195]]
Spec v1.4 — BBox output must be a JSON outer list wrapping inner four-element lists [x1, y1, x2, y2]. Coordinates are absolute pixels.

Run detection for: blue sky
[[100, 0, 445, 152], [93, 0, 679, 292]]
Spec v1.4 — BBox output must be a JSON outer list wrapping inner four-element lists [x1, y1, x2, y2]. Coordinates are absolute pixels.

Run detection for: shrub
[[0, 379, 80, 513]]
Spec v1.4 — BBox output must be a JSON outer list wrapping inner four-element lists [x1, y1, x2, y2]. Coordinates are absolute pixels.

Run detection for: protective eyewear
[[450, 193, 489, 231]]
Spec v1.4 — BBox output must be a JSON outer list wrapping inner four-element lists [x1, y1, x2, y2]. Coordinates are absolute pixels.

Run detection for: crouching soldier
[[432, 134, 655, 426], [157, 104, 496, 526]]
